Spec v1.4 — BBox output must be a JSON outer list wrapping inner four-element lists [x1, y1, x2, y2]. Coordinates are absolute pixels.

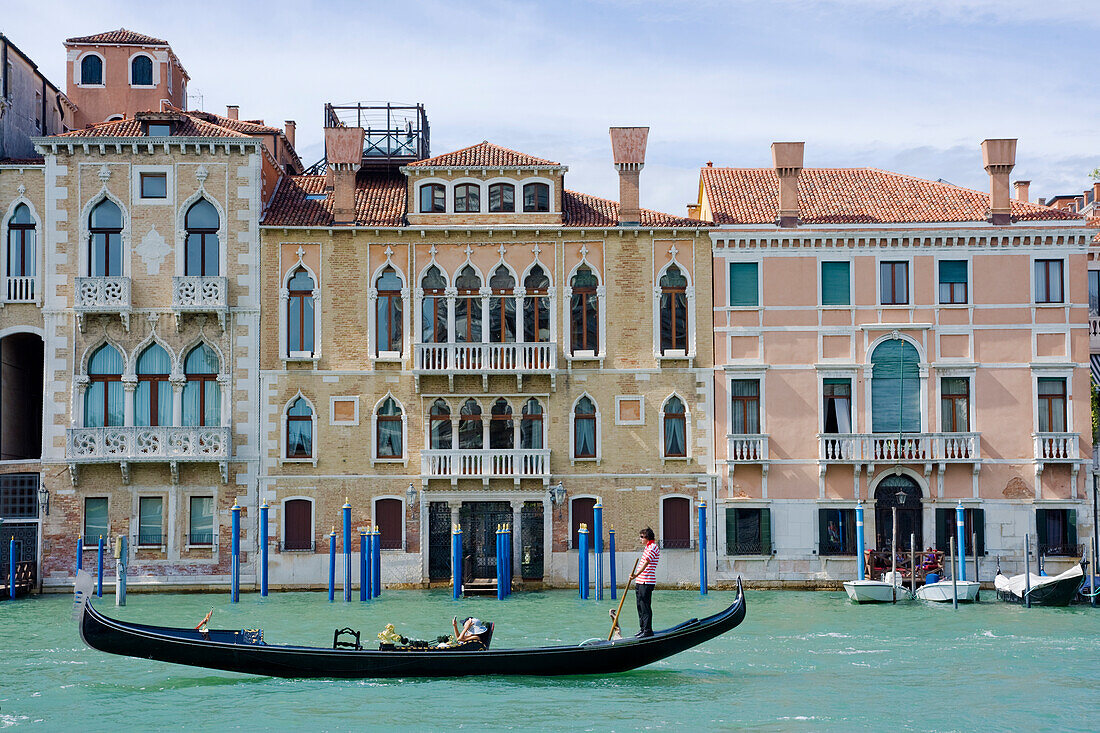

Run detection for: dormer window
[[454, 183, 480, 213], [147, 122, 172, 137], [419, 184, 445, 213], [488, 183, 515, 212], [523, 183, 550, 212]]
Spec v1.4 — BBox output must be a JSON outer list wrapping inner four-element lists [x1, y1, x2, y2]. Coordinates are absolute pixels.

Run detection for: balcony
[[818, 433, 981, 466], [4, 276, 37, 303], [413, 342, 556, 390], [173, 276, 228, 329], [74, 276, 131, 331], [726, 434, 769, 464], [1033, 432, 1079, 462], [421, 448, 551, 485], [66, 426, 231, 485], [1091, 315, 1100, 350]]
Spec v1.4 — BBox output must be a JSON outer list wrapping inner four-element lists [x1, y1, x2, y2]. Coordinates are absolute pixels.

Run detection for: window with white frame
[[455, 183, 480, 213], [80, 54, 103, 85], [375, 397, 404, 459], [880, 261, 909, 305], [429, 399, 452, 449], [184, 199, 219, 275], [286, 268, 315, 356], [137, 496, 164, 546], [661, 395, 687, 458], [130, 55, 153, 86], [420, 183, 445, 213], [454, 266, 482, 343], [573, 396, 598, 459], [938, 260, 968, 305], [659, 265, 688, 354], [570, 266, 599, 355], [488, 183, 515, 212], [489, 398, 514, 449], [183, 345, 220, 426], [85, 344, 124, 427], [940, 377, 969, 432], [134, 344, 171, 427], [285, 396, 314, 459], [1034, 259, 1064, 304], [730, 380, 760, 434], [89, 199, 123, 277], [488, 266, 516, 343], [459, 398, 483, 449], [821, 261, 850, 306], [6, 203, 36, 300], [420, 266, 449, 343], [523, 265, 551, 342], [375, 266, 403, 355], [729, 262, 758, 307], [1037, 378, 1066, 432], [521, 398, 543, 449]]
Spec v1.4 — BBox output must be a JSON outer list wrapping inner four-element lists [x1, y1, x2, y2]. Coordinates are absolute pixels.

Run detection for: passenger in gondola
[[451, 616, 490, 646]]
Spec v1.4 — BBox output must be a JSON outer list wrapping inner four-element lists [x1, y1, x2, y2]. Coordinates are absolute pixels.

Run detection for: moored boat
[[915, 580, 980, 603], [843, 578, 911, 604], [994, 563, 1084, 607]]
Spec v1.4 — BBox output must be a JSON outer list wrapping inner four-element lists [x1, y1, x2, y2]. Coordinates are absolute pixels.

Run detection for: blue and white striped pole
[[8, 536, 15, 600], [259, 501, 269, 597], [342, 500, 352, 602], [956, 502, 967, 582], [230, 502, 241, 603], [372, 527, 382, 598], [593, 503, 604, 602], [855, 503, 866, 581], [96, 535, 104, 598], [452, 523, 463, 599], [609, 527, 617, 600], [699, 500, 708, 595], [327, 527, 336, 602], [359, 530, 368, 601], [578, 524, 589, 600]]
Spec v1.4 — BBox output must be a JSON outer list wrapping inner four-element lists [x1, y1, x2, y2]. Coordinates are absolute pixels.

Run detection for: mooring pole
[[950, 536, 958, 609], [230, 502, 241, 603], [364, 526, 374, 600], [855, 503, 866, 581], [76, 536, 83, 572], [8, 536, 15, 599], [359, 530, 368, 601], [114, 534, 127, 607], [327, 527, 336, 602], [496, 525, 504, 601], [372, 527, 382, 598], [608, 527, 617, 600], [505, 523, 512, 597], [1024, 534, 1032, 608], [910, 533, 916, 595], [1093, 474, 1098, 608], [956, 502, 967, 582], [342, 500, 352, 602], [452, 523, 462, 600], [96, 535, 104, 598], [699, 501, 708, 596], [593, 503, 604, 602], [578, 523, 589, 600], [1090, 540, 1096, 609], [972, 529, 979, 591], [891, 506, 898, 603], [259, 501, 269, 597]]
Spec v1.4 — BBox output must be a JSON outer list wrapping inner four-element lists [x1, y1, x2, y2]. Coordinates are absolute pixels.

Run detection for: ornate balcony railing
[[421, 448, 551, 484], [726, 434, 769, 462], [1033, 432, 1079, 461], [74, 276, 131, 330], [4, 276, 36, 302], [414, 343, 555, 373], [818, 433, 981, 464], [173, 276, 228, 328], [66, 426, 231, 484]]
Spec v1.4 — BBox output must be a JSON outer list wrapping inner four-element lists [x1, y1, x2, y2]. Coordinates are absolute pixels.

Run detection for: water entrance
[[874, 474, 922, 551], [459, 501, 511, 581]]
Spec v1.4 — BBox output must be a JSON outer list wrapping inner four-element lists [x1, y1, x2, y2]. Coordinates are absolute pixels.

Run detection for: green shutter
[[935, 508, 949, 551], [972, 508, 985, 555], [1067, 510, 1077, 547], [725, 508, 738, 555], [1036, 509, 1048, 547], [759, 508, 772, 555], [818, 508, 829, 552], [939, 260, 967, 284], [871, 340, 921, 433], [821, 262, 850, 306], [729, 262, 759, 307]]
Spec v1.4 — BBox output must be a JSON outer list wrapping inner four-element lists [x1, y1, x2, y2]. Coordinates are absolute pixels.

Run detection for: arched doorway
[[0, 332, 44, 460], [874, 474, 922, 551]]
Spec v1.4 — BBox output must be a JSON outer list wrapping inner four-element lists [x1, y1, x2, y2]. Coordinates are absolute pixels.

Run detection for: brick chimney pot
[[609, 127, 649, 226], [981, 139, 1017, 225], [771, 142, 805, 227], [226, 105, 239, 120]]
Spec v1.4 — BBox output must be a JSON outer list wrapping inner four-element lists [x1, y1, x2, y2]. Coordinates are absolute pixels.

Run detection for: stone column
[[122, 376, 137, 427], [170, 374, 185, 426]]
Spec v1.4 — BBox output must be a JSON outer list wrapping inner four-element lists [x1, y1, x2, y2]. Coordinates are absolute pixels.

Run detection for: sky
[[3, 0, 1098, 216]]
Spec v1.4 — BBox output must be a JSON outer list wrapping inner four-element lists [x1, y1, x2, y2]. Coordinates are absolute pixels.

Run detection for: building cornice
[[32, 137, 263, 156]]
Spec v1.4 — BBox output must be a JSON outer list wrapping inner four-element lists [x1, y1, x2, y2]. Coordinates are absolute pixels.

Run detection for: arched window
[[489, 398, 513, 449], [454, 266, 482, 343], [375, 267, 403, 355], [419, 183, 445, 213], [488, 266, 515, 343], [184, 199, 219, 276], [454, 183, 480, 213], [89, 199, 123, 277], [429, 399, 452, 449], [488, 183, 515, 212], [523, 182, 550, 212], [662, 497, 691, 548], [131, 55, 153, 86], [183, 345, 220, 427], [459, 398, 483, 450], [85, 345, 123, 427], [420, 266, 448, 344], [659, 265, 688, 354], [287, 268, 315, 356], [570, 266, 598, 354], [573, 396, 597, 459], [80, 55, 103, 85], [376, 397, 403, 459], [135, 344, 171, 427], [523, 265, 550, 343], [662, 396, 687, 458], [870, 339, 920, 433], [7, 204, 35, 300], [286, 397, 313, 458], [521, 398, 543, 449]]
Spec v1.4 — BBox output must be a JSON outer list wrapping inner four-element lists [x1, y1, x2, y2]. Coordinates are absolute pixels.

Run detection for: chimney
[[1093, 182, 1100, 203], [324, 127, 364, 224], [686, 203, 701, 219], [226, 105, 239, 120], [284, 120, 296, 148], [980, 138, 1017, 225], [609, 127, 649, 226], [1013, 180, 1030, 202], [771, 142, 805, 227]]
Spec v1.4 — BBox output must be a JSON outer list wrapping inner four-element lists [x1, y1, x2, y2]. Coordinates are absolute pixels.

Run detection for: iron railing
[[278, 540, 316, 552]]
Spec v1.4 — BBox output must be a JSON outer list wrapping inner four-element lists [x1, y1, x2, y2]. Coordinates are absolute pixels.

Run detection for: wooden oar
[[608, 560, 640, 640]]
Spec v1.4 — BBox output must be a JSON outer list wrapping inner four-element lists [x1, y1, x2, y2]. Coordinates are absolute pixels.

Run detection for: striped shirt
[[636, 541, 659, 584]]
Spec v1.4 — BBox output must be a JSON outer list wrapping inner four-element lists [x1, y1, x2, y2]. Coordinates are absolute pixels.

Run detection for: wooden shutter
[[376, 498, 403, 550], [935, 508, 949, 551], [821, 262, 850, 305], [571, 498, 595, 549], [1067, 509, 1077, 547], [725, 508, 738, 555], [971, 508, 985, 555], [662, 497, 691, 549], [818, 508, 830, 552], [871, 340, 921, 433], [285, 499, 311, 549], [1035, 508, 1048, 547], [729, 263, 759, 307], [759, 508, 772, 555]]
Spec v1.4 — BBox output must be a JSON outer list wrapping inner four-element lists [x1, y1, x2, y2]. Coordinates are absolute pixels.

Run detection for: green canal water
[[2, 588, 1099, 731]]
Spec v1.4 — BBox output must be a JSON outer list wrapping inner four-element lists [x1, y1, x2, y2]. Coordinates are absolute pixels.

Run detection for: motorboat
[[915, 579, 980, 602]]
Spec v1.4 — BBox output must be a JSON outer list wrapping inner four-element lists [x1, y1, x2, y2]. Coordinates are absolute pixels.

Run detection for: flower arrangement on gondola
[[377, 623, 453, 649]]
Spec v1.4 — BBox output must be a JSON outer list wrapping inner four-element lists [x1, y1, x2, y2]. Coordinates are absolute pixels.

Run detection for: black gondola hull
[[78, 582, 746, 678], [995, 575, 1084, 607]]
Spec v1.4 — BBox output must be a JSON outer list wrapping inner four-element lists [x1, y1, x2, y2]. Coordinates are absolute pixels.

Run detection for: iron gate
[[427, 502, 452, 580], [459, 501, 511, 581], [521, 501, 544, 580]]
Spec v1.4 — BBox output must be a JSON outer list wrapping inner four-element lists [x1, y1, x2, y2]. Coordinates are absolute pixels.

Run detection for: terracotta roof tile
[[701, 167, 1080, 225], [408, 141, 561, 168], [0, 156, 45, 165], [65, 29, 167, 45], [262, 173, 406, 227], [563, 190, 708, 228], [1089, 217, 1100, 244], [186, 110, 284, 135], [52, 113, 252, 139]]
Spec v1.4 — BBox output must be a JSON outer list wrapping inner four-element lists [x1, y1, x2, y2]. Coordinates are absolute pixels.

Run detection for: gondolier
[[631, 527, 659, 638]]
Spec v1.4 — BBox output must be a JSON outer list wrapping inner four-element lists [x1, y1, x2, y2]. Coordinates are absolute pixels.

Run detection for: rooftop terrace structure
[[306, 102, 429, 173]]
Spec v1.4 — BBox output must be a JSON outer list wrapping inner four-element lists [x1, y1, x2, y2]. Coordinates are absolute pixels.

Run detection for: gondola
[[994, 563, 1084, 607], [74, 574, 746, 678]]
